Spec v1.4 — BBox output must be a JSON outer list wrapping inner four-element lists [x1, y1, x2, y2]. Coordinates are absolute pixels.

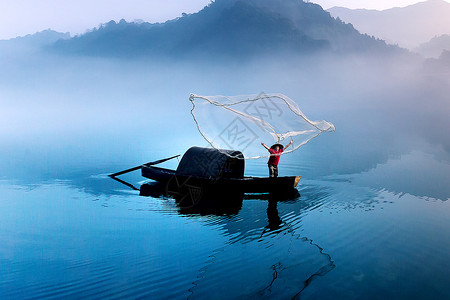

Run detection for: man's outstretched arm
[[284, 140, 294, 150], [261, 142, 270, 151]]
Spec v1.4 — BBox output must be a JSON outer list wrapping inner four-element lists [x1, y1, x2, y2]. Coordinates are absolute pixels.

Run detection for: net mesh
[[190, 93, 335, 159]]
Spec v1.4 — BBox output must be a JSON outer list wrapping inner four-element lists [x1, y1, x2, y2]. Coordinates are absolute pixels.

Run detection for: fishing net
[[189, 93, 335, 159]]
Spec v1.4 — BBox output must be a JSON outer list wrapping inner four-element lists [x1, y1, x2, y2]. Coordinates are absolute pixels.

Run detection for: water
[[1, 53, 450, 299]]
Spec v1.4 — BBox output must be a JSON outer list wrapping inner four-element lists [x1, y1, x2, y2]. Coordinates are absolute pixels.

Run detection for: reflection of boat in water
[[139, 181, 301, 216], [140, 181, 244, 215], [141, 146, 301, 194]]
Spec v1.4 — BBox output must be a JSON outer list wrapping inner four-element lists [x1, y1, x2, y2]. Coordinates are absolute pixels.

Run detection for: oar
[[142, 154, 180, 167], [109, 176, 140, 191], [108, 154, 180, 178]]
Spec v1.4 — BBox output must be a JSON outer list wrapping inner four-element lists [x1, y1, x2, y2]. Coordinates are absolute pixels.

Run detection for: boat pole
[[108, 154, 180, 178]]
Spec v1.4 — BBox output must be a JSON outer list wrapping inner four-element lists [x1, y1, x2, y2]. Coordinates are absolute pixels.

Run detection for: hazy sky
[[310, 0, 444, 9], [0, 0, 210, 40], [0, 0, 447, 40]]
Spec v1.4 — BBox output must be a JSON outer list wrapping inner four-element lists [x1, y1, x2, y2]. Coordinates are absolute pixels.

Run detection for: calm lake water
[[1, 55, 450, 299]]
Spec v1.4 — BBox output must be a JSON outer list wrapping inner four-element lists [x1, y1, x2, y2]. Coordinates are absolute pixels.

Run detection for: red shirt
[[268, 148, 283, 166]]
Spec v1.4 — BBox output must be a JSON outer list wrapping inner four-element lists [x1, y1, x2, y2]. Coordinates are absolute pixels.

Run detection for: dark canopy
[[176, 147, 244, 179]]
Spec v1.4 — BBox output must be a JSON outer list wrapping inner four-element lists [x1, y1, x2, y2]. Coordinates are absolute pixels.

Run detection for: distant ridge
[[328, 0, 450, 49], [51, 0, 395, 59], [424, 49, 450, 72], [0, 29, 70, 55], [0, 29, 69, 46], [415, 34, 450, 58]]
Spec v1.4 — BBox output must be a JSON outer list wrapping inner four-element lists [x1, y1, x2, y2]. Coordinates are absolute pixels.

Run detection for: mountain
[[328, 0, 450, 49], [0, 29, 70, 55], [415, 34, 450, 58], [0, 29, 69, 47], [52, 0, 394, 59], [423, 49, 450, 72]]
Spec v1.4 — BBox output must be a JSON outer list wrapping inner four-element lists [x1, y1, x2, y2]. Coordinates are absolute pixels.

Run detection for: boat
[[140, 146, 301, 194]]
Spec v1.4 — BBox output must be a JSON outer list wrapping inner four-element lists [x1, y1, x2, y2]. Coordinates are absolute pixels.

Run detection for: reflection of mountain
[[353, 150, 450, 200], [415, 34, 450, 58], [328, 0, 450, 49], [52, 0, 393, 58]]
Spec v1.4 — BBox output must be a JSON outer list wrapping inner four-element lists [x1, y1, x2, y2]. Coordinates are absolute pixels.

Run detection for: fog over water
[[1, 49, 449, 198], [1, 34, 450, 298]]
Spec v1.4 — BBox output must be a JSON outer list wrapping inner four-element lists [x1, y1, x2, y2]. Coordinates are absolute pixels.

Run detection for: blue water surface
[[1, 55, 450, 299]]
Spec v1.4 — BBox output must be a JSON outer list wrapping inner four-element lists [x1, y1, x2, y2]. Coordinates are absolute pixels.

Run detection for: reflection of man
[[261, 141, 293, 178], [266, 197, 282, 230]]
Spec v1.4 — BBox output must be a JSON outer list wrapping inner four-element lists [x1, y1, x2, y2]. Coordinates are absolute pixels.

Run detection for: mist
[[1, 43, 449, 197]]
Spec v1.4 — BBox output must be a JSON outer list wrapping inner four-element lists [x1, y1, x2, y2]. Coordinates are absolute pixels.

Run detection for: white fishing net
[[190, 93, 335, 159]]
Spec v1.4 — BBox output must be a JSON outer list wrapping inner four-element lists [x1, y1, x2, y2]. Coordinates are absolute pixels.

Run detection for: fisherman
[[261, 140, 293, 178]]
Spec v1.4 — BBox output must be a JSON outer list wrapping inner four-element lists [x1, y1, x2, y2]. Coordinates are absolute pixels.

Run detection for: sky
[[0, 0, 210, 40], [310, 0, 442, 9], [0, 0, 448, 40]]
